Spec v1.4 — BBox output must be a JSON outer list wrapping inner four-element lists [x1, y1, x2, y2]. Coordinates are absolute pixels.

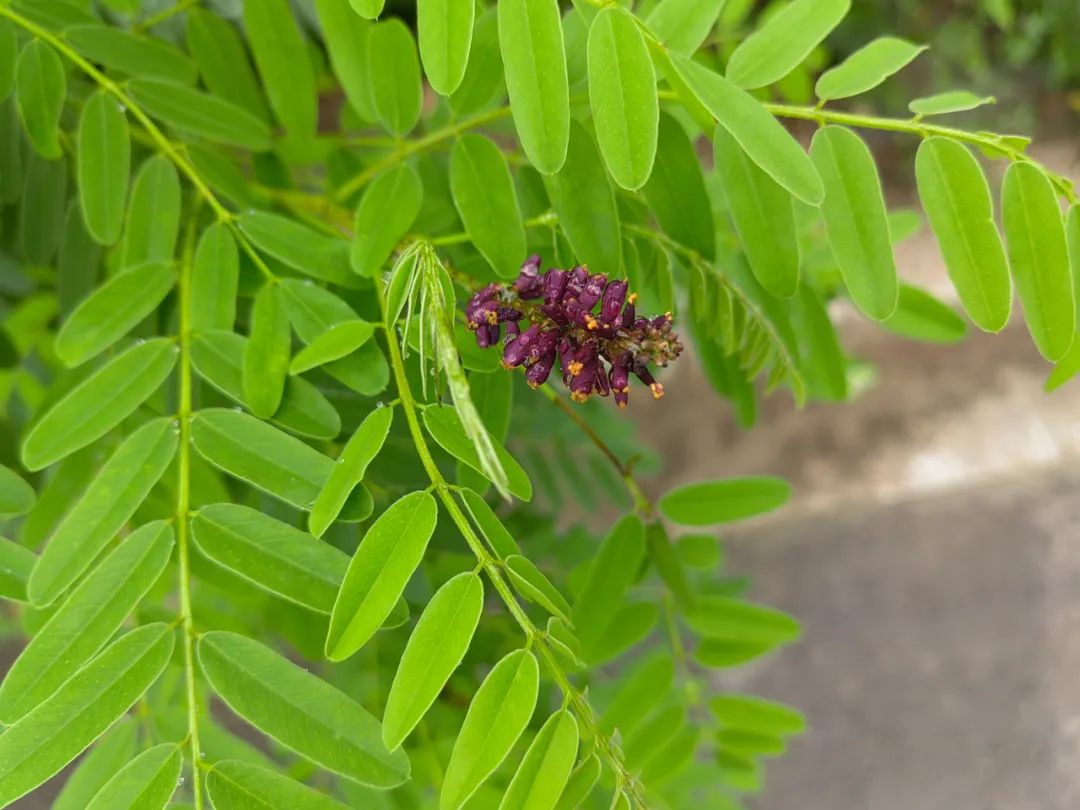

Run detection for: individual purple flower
[[526, 350, 557, 388], [513, 255, 544, 299], [502, 323, 540, 368], [600, 280, 627, 327]]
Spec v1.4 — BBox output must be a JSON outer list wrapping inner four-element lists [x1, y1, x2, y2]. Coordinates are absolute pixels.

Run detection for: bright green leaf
[[191, 223, 239, 332], [368, 19, 423, 137], [500, 710, 579, 810], [187, 7, 269, 122], [290, 320, 375, 375], [909, 91, 995, 117], [207, 760, 351, 810], [459, 488, 521, 559], [0, 465, 34, 516], [506, 555, 572, 623], [646, 0, 727, 55], [67, 24, 197, 84], [0, 538, 35, 602], [599, 653, 674, 735], [119, 156, 181, 270], [85, 743, 182, 810], [77, 90, 130, 246], [351, 165, 423, 277], [422, 405, 532, 501], [882, 283, 967, 343], [659, 477, 791, 526], [315, 0, 376, 121], [572, 514, 645, 654], [243, 283, 291, 419], [815, 37, 926, 101], [350, 0, 385, 20], [686, 595, 801, 645], [710, 694, 806, 736], [418, 0, 475, 96], [51, 721, 138, 810], [238, 211, 351, 285], [554, 755, 600, 810]]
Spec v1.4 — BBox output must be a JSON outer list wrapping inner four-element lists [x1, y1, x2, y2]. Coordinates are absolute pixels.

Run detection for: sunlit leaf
[[500, 710, 579, 810], [554, 754, 600, 810], [369, 19, 423, 137], [882, 284, 967, 343], [710, 694, 807, 736], [816, 37, 927, 101], [418, 0, 474, 96], [422, 404, 531, 501], [85, 743, 182, 810], [290, 320, 376, 375], [646, 0, 727, 55], [660, 477, 790, 526], [909, 91, 995, 117], [351, 164, 423, 277], [207, 760, 351, 810]]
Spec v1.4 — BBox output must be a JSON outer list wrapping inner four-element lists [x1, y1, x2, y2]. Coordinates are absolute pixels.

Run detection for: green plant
[[0, 0, 1075, 808]]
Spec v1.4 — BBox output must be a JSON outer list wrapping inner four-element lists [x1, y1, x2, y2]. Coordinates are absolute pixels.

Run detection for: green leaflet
[[642, 112, 715, 261], [0, 538, 35, 602], [587, 601, 658, 664], [543, 121, 622, 279], [450, 134, 526, 279], [1002, 162, 1075, 361], [198, 631, 410, 787], [0, 96, 24, 204], [77, 90, 130, 246], [441, 649, 539, 810], [587, 7, 658, 190], [422, 405, 532, 501], [0, 465, 34, 516], [623, 706, 685, 770], [418, 0, 474, 96], [571, 514, 645, 655], [554, 755, 600, 810], [685, 595, 801, 645], [506, 555, 572, 623], [20, 152, 66, 264], [459, 488, 521, 559], [882, 284, 967, 344], [187, 8, 269, 122], [909, 91, 995, 117], [500, 711, 579, 810], [52, 721, 138, 810], [19, 447, 101, 550], [85, 743, 182, 810], [599, 653, 675, 735], [450, 8, 504, 116], [207, 760, 351, 810], [383, 572, 484, 750], [191, 330, 341, 441], [55, 261, 177, 367], [21, 339, 178, 471], [642, 726, 698, 783], [659, 477, 790, 526], [66, 24, 197, 84], [191, 223, 239, 332], [695, 639, 773, 669], [0, 623, 174, 807], [127, 79, 272, 152], [309, 405, 393, 538], [368, 19, 423, 137], [238, 211, 352, 285], [810, 126, 898, 320], [710, 694, 807, 736], [315, 0, 376, 121], [645, 0, 727, 55], [645, 521, 695, 612], [914, 137, 1011, 332], [120, 156, 181, 270], [716, 727, 785, 757], [815, 37, 927, 101], [667, 52, 824, 205], [192, 504, 350, 614], [0, 521, 173, 724], [713, 124, 799, 298], [792, 285, 847, 402], [1069, 205, 1080, 329], [498, 0, 570, 174], [58, 201, 102, 315], [244, 0, 317, 140], [725, 0, 850, 89], [281, 279, 390, 396], [326, 491, 438, 661], [243, 283, 291, 419], [676, 533, 723, 569], [351, 164, 423, 276], [15, 40, 65, 159], [351, 0, 385, 20], [0, 20, 16, 101], [154, 708, 276, 771], [290, 320, 376, 375], [28, 419, 178, 607], [190, 408, 371, 518]]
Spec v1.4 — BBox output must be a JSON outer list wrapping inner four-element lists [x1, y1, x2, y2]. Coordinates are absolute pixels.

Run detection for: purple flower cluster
[[466, 256, 683, 407]]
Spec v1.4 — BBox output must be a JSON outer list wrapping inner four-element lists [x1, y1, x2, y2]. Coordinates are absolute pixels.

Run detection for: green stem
[[134, 0, 203, 33], [377, 283, 646, 807]]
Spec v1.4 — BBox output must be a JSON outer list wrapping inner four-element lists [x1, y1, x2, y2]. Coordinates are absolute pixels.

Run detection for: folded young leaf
[[506, 554, 572, 623], [499, 710, 579, 810], [198, 631, 410, 788], [0, 623, 175, 807], [326, 491, 438, 660], [383, 571, 484, 750], [418, 0, 475, 96], [207, 760, 351, 810], [77, 90, 130, 246], [84, 743, 182, 810]]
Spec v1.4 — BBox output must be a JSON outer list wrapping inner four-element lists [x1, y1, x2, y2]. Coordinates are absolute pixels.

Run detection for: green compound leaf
[[191, 223, 239, 332], [646, 0, 728, 56], [909, 90, 995, 117], [725, 0, 850, 89], [243, 283, 291, 420], [119, 156, 181, 270], [191, 331, 341, 441], [0, 538, 35, 602], [441, 649, 539, 810], [668, 52, 824, 205], [383, 571, 484, 750], [369, 19, 423, 137], [326, 491, 438, 661], [914, 137, 1011, 332], [500, 710, 579, 810], [659, 477, 791, 526], [16, 40, 65, 159], [0, 521, 173, 724], [55, 261, 176, 367], [351, 164, 423, 277], [192, 504, 350, 614], [505, 555, 572, 623], [85, 743, 182, 810], [28, 419, 178, 608], [310, 405, 393, 538], [587, 7, 658, 190], [498, 0, 570, 174], [244, 0, 317, 140], [713, 124, 799, 298], [77, 90, 130, 246], [190, 408, 371, 518], [66, 24, 197, 84], [127, 79, 272, 152], [1001, 162, 1075, 361], [0, 623, 174, 808], [0, 465, 34, 516], [418, 0, 475, 96], [198, 631, 410, 787], [815, 36, 927, 101], [810, 125, 898, 320], [450, 134, 526, 279], [882, 284, 967, 344], [572, 514, 645, 655], [20, 336, 177, 473], [422, 404, 532, 501], [207, 760, 351, 810], [290, 320, 376, 376]]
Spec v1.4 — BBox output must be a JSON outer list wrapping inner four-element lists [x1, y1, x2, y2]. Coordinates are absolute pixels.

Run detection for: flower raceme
[[466, 256, 684, 406]]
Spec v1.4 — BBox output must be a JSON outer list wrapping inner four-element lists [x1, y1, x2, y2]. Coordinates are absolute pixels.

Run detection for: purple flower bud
[[514, 255, 544, 299], [559, 337, 575, 383], [476, 323, 499, 348], [635, 365, 665, 399], [593, 361, 611, 397], [565, 266, 588, 301], [600, 280, 627, 326], [526, 349, 556, 388], [609, 357, 630, 408], [568, 341, 598, 402], [502, 324, 539, 368], [617, 295, 637, 330], [506, 321, 520, 340], [580, 273, 607, 310], [529, 329, 560, 364]]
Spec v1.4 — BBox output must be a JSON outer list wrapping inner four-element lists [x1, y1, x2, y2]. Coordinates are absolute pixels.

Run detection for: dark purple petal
[[600, 280, 627, 325], [634, 365, 664, 399], [580, 273, 607, 310], [593, 361, 611, 397], [526, 350, 556, 388], [514, 255, 544, 299], [502, 323, 539, 368]]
